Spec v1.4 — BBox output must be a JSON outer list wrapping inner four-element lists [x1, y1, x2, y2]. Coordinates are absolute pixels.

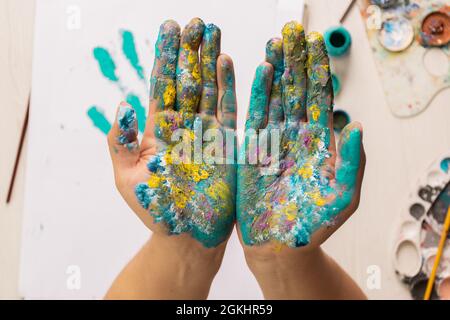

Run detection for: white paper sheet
[[20, 0, 304, 299]]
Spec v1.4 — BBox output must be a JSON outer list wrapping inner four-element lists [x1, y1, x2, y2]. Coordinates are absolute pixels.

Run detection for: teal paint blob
[[87, 106, 111, 134], [324, 26, 352, 57], [126, 93, 147, 133], [246, 66, 271, 130], [93, 47, 119, 82], [121, 30, 145, 80], [333, 128, 361, 212], [441, 158, 450, 173]]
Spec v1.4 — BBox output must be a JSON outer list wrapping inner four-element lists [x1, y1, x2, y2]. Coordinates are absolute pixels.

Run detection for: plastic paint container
[[324, 26, 352, 57], [332, 110, 350, 133]]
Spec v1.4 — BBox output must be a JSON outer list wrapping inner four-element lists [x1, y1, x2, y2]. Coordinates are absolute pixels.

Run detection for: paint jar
[[332, 110, 350, 133], [324, 26, 352, 57]]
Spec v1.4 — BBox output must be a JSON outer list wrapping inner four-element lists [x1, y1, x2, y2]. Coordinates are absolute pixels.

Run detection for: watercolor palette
[[358, 0, 450, 118], [393, 153, 450, 299]]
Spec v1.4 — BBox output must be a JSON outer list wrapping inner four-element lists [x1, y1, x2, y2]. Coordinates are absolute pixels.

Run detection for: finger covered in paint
[[334, 122, 364, 212], [265, 38, 284, 125], [306, 32, 333, 127], [281, 21, 307, 123], [245, 63, 273, 131], [199, 23, 221, 115], [217, 55, 237, 129], [150, 20, 181, 111], [107, 102, 140, 171], [176, 18, 205, 123]]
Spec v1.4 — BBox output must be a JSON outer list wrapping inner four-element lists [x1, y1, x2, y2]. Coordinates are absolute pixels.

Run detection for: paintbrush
[[340, 0, 357, 24], [6, 95, 30, 204], [424, 206, 450, 300]]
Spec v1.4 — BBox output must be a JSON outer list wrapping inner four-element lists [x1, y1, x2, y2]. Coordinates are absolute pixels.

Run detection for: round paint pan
[[371, 0, 399, 9], [423, 48, 449, 77], [394, 239, 422, 278], [400, 220, 421, 238], [438, 277, 450, 300], [409, 203, 426, 221], [324, 26, 352, 57], [378, 16, 415, 52], [332, 110, 350, 133], [420, 11, 450, 47], [410, 273, 439, 300]]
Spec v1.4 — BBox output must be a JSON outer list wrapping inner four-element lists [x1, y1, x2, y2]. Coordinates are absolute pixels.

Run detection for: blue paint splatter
[[87, 106, 111, 134], [121, 30, 145, 80], [93, 47, 119, 82], [126, 93, 146, 133]]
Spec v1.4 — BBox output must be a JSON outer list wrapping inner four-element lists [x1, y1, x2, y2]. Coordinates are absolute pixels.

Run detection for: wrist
[[150, 231, 227, 260], [148, 232, 226, 286], [243, 244, 325, 299]]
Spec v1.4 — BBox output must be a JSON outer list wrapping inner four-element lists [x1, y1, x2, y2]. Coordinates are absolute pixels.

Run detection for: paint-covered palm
[[237, 22, 365, 248], [108, 19, 237, 248]]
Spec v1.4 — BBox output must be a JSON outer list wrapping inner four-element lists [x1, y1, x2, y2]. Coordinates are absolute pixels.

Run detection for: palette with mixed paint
[[358, 0, 450, 118], [393, 154, 450, 299]]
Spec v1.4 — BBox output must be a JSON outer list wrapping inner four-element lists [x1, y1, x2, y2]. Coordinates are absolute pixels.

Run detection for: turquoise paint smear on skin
[[121, 30, 145, 80], [126, 93, 146, 133], [87, 106, 112, 134], [93, 47, 119, 82], [117, 104, 137, 145]]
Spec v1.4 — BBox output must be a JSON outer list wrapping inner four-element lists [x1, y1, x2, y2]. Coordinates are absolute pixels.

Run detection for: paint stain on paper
[[87, 106, 111, 134], [88, 30, 147, 135]]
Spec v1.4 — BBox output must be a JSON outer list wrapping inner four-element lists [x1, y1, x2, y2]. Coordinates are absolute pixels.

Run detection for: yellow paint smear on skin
[[307, 189, 326, 207], [282, 23, 304, 38], [157, 116, 174, 141], [171, 184, 193, 209], [206, 180, 230, 202], [177, 163, 209, 182], [163, 83, 176, 106], [298, 163, 313, 179], [147, 174, 161, 188], [309, 104, 321, 122], [281, 202, 298, 221]]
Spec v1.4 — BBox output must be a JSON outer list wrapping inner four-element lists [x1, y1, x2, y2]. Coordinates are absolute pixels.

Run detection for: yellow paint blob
[[171, 184, 193, 209], [147, 174, 161, 188], [310, 104, 321, 122], [163, 83, 176, 107], [307, 189, 327, 207], [282, 202, 298, 221], [298, 163, 313, 179]]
